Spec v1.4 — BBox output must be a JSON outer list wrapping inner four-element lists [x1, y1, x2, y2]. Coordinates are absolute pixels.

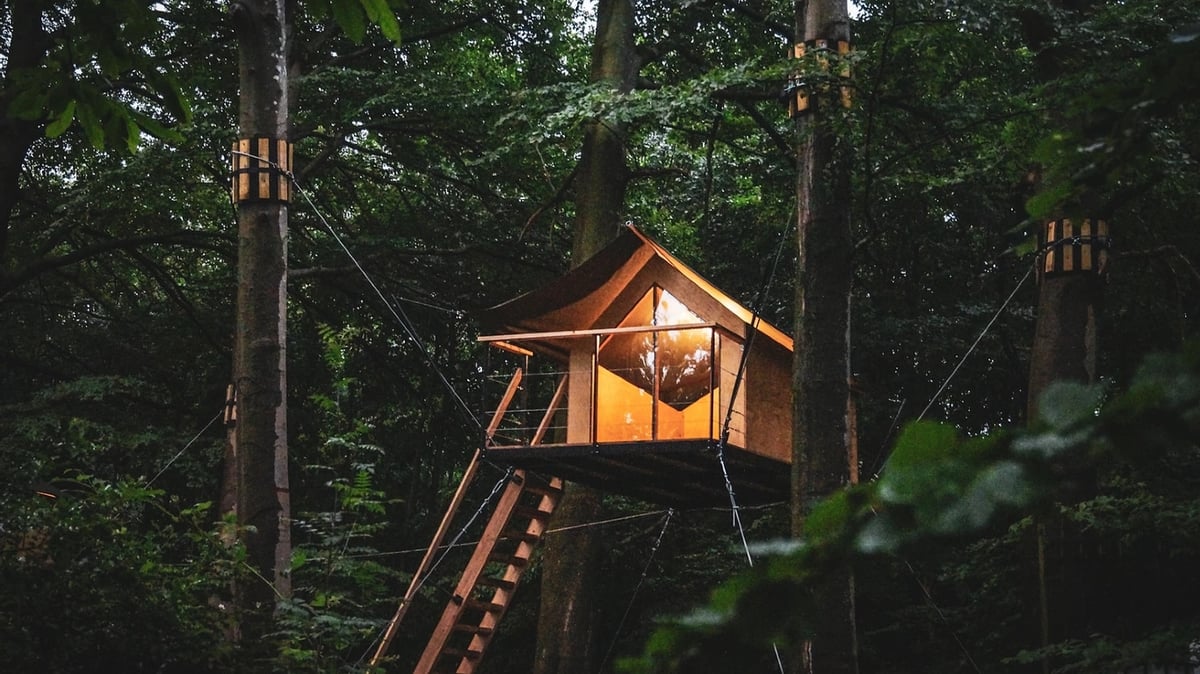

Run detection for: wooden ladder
[[413, 470, 563, 673], [369, 369, 570, 672]]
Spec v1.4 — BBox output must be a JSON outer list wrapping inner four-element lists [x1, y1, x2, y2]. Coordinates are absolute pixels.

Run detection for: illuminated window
[[596, 288, 717, 441]]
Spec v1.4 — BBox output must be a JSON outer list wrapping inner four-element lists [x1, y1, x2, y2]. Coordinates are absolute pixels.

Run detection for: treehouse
[[374, 225, 797, 672], [477, 224, 793, 507]]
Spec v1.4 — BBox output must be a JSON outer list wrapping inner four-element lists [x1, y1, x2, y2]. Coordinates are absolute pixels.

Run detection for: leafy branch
[[622, 343, 1200, 672]]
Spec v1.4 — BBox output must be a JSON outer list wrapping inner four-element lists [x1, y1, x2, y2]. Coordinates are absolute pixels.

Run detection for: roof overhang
[[479, 225, 792, 353]]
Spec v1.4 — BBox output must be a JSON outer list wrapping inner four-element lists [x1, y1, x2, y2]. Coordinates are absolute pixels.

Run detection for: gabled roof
[[479, 225, 792, 351]]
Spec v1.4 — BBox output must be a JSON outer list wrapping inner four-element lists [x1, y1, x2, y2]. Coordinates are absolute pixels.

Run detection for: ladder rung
[[487, 552, 530, 567], [452, 624, 495, 637], [521, 480, 563, 497], [476, 576, 517, 591], [441, 647, 483, 661], [462, 598, 505, 613], [502, 530, 541, 544], [513, 505, 554, 520]]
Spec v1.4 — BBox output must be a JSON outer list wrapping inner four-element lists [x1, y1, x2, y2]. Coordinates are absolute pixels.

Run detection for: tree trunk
[[1019, 2, 1106, 661], [790, 0, 857, 672], [1026, 220, 1105, 669], [1026, 260, 1104, 416], [228, 0, 292, 646], [533, 1, 636, 672]]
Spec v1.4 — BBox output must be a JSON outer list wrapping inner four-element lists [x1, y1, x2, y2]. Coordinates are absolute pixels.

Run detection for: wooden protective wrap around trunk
[[231, 137, 294, 203], [1043, 218, 1110, 276], [785, 39, 853, 117]]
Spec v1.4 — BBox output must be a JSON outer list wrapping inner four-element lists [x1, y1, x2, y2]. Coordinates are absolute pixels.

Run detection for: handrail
[[531, 374, 569, 446], [478, 322, 716, 343]]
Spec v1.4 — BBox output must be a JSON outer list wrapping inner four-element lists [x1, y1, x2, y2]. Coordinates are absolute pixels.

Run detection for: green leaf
[[805, 490, 850, 543], [1025, 181, 1073, 219], [127, 109, 183, 144], [1007, 232, 1039, 258], [124, 115, 141, 153], [1037, 381, 1104, 430], [855, 511, 907, 554], [935, 460, 1031, 534], [1011, 430, 1082, 460], [1169, 23, 1200, 44], [330, 0, 367, 43], [359, 0, 402, 43], [886, 421, 960, 470], [143, 70, 192, 124], [7, 86, 48, 120], [46, 100, 77, 138], [75, 101, 106, 149]]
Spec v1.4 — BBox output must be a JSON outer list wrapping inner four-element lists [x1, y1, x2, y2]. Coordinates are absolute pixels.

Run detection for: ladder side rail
[[485, 369, 525, 443], [460, 477, 565, 674], [414, 471, 530, 674], [370, 369, 523, 668]]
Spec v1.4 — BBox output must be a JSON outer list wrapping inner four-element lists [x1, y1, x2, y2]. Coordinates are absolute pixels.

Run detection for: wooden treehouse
[[374, 225, 793, 673], [478, 224, 793, 507]]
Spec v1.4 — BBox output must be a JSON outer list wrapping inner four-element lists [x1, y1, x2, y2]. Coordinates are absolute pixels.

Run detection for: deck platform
[[483, 439, 789, 508]]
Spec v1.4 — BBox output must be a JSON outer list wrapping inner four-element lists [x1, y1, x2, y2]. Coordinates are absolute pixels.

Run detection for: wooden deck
[[482, 439, 789, 508]]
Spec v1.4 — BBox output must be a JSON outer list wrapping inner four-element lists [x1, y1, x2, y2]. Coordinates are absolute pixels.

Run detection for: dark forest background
[[2, 0, 1198, 671]]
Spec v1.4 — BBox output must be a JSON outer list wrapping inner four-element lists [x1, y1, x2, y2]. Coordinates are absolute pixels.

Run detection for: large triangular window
[[595, 287, 718, 441]]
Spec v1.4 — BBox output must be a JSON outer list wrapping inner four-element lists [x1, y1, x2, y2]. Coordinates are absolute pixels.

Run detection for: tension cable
[[598, 508, 675, 673], [231, 148, 482, 433]]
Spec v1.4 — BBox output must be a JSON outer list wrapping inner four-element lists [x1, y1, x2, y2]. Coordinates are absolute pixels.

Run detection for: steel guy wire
[[598, 508, 675, 673], [913, 261, 1035, 425], [144, 407, 225, 488], [232, 149, 482, 433], [355, 468, 514, 667]]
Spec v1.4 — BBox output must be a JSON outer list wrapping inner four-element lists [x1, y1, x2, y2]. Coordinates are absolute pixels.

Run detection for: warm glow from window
[[595, 287, 716, 441]]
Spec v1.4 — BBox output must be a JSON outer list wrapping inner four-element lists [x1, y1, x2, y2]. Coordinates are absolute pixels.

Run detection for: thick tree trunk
[[1019, 3, 1106, 661], [790, 0, 857, 672], [533, 1, 636, 672], [1026, 228, 1105, 668], [1026, 271, 1103, 416], [571, 0, 635, 259], [228, 0, 292, 645]]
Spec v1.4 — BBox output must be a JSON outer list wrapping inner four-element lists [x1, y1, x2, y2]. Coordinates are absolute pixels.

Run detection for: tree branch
[[0, 230, 231, 299]]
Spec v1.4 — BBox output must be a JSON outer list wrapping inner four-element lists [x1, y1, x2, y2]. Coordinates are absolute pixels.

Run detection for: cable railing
[[480, 323, 750, 449], [483, 366, 569, 447]]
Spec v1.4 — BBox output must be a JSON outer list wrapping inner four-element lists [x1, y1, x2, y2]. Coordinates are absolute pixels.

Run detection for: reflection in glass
[[595, 288, 716, 441]]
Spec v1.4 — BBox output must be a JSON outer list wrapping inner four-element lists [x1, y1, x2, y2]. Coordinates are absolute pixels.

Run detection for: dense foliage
[[1, 0, 1197, 672]]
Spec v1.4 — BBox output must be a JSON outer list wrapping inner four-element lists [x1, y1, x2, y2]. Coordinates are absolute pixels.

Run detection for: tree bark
[[1026, 271, 1103, 414], [790, 0, 857, 672], [533, 1, 636, 672], [227, 0, 292, 645], [1026, 228, 1105, 669]]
